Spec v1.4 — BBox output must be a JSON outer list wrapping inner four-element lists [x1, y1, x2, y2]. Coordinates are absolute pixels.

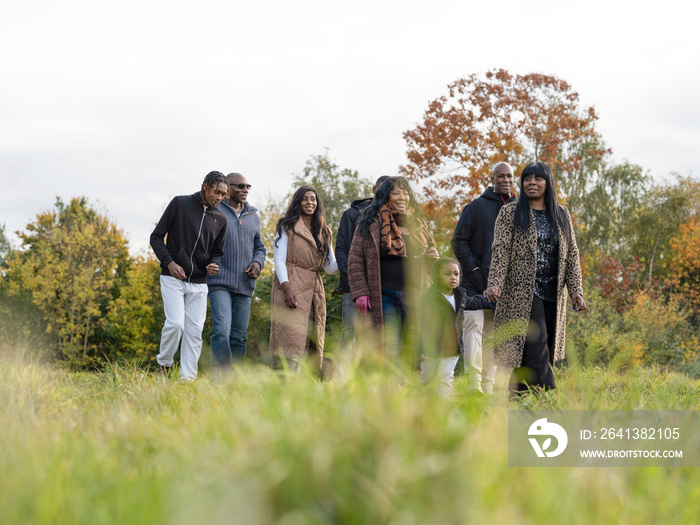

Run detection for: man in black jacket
[[335, 175, 389, 351], [451, 162, 516, 394], [150, 171, 228, 380]]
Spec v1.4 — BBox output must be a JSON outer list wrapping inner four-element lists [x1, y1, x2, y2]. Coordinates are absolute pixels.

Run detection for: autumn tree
[[0, 224, 49, 349], [400, 69, 609, 244], [8, 197, 129, 366], [624, 175, 700, 282], [669, 214, 700, 314], [574, 160, 650, 256], [99, 254, 164, 362]]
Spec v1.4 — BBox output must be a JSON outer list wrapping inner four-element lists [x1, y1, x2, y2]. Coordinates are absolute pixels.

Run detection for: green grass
[[1, 344, 699, 525]]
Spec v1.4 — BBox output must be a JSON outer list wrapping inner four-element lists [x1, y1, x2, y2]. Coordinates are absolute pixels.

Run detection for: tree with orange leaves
[[400, 69, 609, 244], [670, 214, 700, 311]]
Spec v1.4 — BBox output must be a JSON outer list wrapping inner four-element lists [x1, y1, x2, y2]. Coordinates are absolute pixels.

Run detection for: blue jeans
[[381, 288, 405, 362], [209, 290, 252, 372]]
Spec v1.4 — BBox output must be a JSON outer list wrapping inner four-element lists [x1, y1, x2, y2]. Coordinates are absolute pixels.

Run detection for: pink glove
[[355, 296, 372, 314]]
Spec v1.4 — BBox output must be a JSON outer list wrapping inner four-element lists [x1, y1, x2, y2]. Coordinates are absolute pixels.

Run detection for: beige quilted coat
[[269, 219, 331, 367], [487, 202, 583, 367]]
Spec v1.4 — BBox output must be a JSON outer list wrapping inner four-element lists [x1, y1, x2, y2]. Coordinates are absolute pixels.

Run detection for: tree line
[[1, 69, 699, 375]]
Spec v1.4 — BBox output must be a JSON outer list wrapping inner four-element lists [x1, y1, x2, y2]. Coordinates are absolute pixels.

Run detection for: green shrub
[[568, 287, 700, 372]]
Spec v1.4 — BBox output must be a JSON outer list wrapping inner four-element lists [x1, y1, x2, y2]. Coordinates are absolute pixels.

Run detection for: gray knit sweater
[[207, 201, 266, 297]]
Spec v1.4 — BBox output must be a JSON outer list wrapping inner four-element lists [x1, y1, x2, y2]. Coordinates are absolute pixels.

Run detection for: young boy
[[420, 258, 494, 398]]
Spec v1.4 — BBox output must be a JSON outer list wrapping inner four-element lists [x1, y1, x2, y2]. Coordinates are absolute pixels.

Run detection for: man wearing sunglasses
[[207, 172, 266, 376]]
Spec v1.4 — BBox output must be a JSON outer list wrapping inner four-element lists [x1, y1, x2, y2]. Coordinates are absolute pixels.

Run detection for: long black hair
[[275, 186, 332, 258], [513, 161, 571, 244], [356, 176, 424, 237]]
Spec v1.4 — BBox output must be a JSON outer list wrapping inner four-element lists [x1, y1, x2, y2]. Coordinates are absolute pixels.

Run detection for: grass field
[[1, 344, 699, 525]]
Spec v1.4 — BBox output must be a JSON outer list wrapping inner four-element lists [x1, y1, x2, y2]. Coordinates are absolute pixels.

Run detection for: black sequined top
[[533, 209, 558, 302]]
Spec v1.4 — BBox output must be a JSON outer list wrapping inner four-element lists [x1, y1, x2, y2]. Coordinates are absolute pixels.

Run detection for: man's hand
[[245, 261, 261, 279], [206, 263, 220, 276], [281, 281, 297, 309], [571, 293, 586, 312], [167, 261, 186, 280], [483, 286, 501, 302]]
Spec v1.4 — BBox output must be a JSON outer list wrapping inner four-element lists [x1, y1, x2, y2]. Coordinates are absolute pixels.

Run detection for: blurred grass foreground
[[1, 340, 699, 525]]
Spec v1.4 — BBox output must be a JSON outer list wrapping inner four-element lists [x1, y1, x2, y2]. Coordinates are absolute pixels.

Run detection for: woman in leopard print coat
[[484, 162, 586, 396]]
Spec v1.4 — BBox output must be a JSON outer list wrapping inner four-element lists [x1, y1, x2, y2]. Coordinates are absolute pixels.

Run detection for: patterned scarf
[[378, 204, 436, 257]]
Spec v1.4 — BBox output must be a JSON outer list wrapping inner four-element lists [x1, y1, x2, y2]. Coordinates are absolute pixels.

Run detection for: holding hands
[[482, 287, 586, 312], [483, 286, 501, 302]]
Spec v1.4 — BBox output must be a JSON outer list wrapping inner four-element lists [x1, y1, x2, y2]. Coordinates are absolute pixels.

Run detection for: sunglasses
[[231, 183, 251, 190]]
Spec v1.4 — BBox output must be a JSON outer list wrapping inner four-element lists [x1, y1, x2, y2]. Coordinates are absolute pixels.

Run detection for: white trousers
[[462, 308, 497, 393], [421, 356, 460, 399], [156, 275, 208, 380]]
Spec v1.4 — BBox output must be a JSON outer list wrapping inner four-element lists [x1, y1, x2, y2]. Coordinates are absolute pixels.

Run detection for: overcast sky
[[2, 0, 698, 254]]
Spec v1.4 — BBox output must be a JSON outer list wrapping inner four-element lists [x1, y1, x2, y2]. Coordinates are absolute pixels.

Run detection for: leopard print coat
[[487, 202, 583, 367]]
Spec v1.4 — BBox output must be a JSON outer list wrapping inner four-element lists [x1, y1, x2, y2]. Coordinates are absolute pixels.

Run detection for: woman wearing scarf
[[348, 176, 439, 361]]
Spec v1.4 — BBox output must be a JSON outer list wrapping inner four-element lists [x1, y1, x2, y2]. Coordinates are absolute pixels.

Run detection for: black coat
[[450, 187, 516, 295], [150, 192, 227, 284], [335, 197, 372, 293], [420, 285, 494, 358]]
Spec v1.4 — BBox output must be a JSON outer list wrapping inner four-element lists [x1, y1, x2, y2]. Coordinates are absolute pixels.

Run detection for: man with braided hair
[[150, 171, 229, 380]]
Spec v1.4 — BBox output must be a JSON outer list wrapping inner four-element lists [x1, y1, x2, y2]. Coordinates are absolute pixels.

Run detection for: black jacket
[[335, 197, 372, 293], [451, 187, 516, 295], [150, 192, 227, 284], [420, 285, 494, 358]]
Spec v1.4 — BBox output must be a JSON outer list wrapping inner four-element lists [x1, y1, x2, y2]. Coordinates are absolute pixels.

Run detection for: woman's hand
[[483, 286, 501, 302], [571, 293, 586, 312], [355, 295, 372, 314], [281, 281, 298, 309], [425, 247, 439, 259]]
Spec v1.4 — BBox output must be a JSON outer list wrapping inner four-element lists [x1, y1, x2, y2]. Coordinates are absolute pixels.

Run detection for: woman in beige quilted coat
[[269, 186, 338, 370], [484, 162, 586, 398]]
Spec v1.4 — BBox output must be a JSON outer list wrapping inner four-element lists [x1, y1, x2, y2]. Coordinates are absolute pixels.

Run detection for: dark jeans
[[510, 295, 557, 396], [209, 290, 252, 373], [381, 288, 406, 362]]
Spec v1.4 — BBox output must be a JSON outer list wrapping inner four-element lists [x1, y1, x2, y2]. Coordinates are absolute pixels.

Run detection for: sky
[[2, 0, 699, 254]]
